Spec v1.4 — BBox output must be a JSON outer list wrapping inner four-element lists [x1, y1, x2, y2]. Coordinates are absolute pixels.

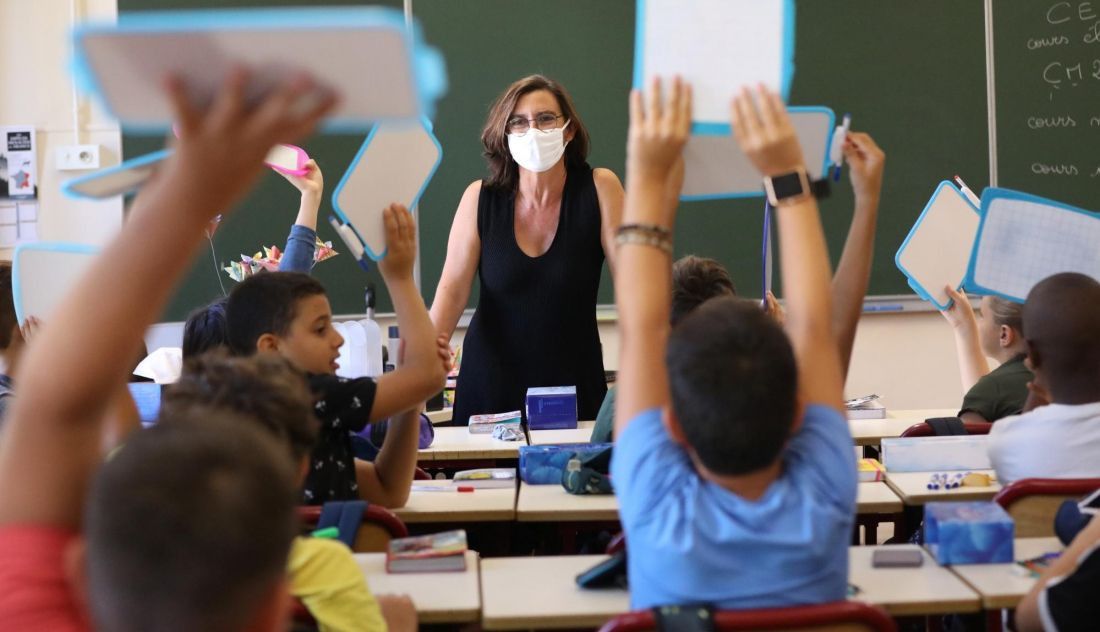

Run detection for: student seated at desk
[[1016, 510, 1100, 631], [163, 352, 416, 632], [591, 124, 884, 444], [938, 285, 1031, 424], [225, 209, 447, 506], [0, 72, 337, 632], [989, 273, 1100, 484], [611, 80, 856, 609]]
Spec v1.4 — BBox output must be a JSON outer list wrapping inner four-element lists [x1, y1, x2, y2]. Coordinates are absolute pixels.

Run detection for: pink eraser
[[264, 144, 311, 176]]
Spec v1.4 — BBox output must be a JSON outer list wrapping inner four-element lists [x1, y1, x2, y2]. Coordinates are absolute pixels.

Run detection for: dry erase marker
[[954, 175, 981, 208], [830, 113, 852, 181]]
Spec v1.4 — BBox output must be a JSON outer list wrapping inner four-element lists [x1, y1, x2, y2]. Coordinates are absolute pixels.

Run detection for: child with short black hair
[[0, 262, 22, 421], [988, 272, 1100, 483], [939, 285, 1031, 423], [611, 79, 855, 609], [226, 205, 446, 505], [0, 70, 337, 631]]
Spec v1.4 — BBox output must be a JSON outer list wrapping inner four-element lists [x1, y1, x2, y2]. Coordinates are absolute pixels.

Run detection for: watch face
[[771, 172, 806, 199]]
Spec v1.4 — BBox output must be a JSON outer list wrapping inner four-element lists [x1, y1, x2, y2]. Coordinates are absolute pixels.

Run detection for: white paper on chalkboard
[[12, 242, 100, 324], [965, 188, 1100, 303], [633, 0, 795, 128], [331, 119, 442, 261], [680, 107, 834, 200], [72, 7, 447, 133], [895, 181, 981, 310]]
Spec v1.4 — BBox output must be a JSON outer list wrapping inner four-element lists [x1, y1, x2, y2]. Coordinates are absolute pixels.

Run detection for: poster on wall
[[0, 126, 37, 200]]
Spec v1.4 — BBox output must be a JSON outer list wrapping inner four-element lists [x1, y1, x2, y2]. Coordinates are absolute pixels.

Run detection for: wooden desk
[[516, 482, 620, 522], [885, 470, 1001, 506], [949, 537, 1063, 609], [849, 409, 958, 446], [356, 550, 480, 624], [849, 545, 981, 615], [393, 480, 516, 523], [528, 420, 597, 446], [480, 555, 630, 630], [857, 482, 904, 514], [418, 426, 527, 461], [425, 408, 453, 425]]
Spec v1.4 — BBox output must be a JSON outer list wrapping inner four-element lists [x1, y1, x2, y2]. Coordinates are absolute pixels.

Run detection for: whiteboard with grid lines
[[966, 189, 1100, 303]]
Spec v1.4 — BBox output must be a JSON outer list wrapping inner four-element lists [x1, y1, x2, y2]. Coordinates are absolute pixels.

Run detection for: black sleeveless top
[[453, 165, 607, 425]]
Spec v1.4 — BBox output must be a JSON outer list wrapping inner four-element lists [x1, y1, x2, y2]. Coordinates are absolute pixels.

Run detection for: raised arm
[[370, 205, 447, 421], [613, 77, 692, 434], [830, 131, 884, 379], [593, 167, 625, 273], [0, 71, 335, 528], [278, 159, 323, 273], [939, 284, 990, 392], [731, 87, 843, 412], [429, 181, 481, 340]]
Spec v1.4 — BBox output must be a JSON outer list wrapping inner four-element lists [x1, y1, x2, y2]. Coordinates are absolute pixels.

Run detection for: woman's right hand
[[939, 285, 977, 330]]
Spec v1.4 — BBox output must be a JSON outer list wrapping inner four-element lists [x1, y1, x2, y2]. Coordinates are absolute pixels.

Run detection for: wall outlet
[[56, 144, 101, 171]]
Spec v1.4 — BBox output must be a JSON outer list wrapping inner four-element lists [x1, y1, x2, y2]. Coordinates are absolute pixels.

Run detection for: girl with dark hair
[[430, 75, 624, 425]]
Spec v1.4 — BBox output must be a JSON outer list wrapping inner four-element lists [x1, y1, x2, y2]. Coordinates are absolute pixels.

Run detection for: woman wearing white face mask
[[431, 75, 624, 426]]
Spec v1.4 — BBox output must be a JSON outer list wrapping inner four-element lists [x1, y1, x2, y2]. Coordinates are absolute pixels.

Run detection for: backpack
[[561, 445, 613, 495]]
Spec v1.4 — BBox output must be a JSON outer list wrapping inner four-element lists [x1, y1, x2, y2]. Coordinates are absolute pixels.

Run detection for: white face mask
[[507, 121, 570, 173]]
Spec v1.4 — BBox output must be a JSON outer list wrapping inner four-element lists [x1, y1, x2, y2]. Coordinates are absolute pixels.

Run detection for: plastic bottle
[[358, 284, 384, 378]]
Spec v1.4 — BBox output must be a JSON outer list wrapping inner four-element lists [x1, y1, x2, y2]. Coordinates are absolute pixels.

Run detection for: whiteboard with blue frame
[[71, 6, 447, 134], [633, 0, 796, 132], [895, 181, 981, 310], [965, 188, 1100, 304]]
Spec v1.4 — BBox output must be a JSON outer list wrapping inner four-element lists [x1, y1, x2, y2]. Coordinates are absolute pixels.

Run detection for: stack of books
[[386, 529, 468, 573]]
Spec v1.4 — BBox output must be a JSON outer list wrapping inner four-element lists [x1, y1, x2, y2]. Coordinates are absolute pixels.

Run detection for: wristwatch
[[763, 168, 813, 207]]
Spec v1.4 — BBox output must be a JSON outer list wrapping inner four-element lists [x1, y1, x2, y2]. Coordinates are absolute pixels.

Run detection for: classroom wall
[[0, 0, 123, 257]]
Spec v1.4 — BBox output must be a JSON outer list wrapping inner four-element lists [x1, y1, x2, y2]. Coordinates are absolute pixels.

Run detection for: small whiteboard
[[895, 181, 981, 310], [72, 7, 447, 133], [12, 243, 100, 323], [681, 107, 834, 200], [331, 119, 442, 260], [634, 0, 795, 128], [966, 188, 1100, 303], [63, 150, 171, 200]]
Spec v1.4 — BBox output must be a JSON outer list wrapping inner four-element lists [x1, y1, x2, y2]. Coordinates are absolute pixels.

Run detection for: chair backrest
[[297, 504, 409, 552], [414, 466, 432, 480], [606, 531, 627, 555], [899, 420, 992, 438], [994, 478, 1100, 537], [598, 602, 896, 632]]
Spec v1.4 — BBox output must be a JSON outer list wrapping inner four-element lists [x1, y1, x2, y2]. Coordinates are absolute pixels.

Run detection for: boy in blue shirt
[[611, 80, 856, 609]]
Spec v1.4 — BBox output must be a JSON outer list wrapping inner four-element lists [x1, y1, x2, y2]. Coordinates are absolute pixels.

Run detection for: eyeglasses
[[506, 112, 565, 135]]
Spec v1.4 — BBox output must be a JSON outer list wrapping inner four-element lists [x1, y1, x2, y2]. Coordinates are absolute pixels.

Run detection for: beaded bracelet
[[615, 224, 673, 255]]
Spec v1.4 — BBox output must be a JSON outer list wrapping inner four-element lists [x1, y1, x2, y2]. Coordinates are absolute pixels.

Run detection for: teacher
[[430, 75, 624, 426]]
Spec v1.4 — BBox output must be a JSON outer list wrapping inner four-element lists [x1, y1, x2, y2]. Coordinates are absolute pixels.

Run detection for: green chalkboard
[[993, 0, 1100, 210], [120, 0, 989, 320]]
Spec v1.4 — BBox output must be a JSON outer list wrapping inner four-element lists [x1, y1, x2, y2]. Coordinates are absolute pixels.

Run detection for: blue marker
[[863, 304, 904, 313], [328, 216, 371, 272]]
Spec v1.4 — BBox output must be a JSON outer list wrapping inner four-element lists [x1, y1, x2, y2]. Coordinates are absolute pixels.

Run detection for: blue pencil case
[[519, 443, 612, 484]]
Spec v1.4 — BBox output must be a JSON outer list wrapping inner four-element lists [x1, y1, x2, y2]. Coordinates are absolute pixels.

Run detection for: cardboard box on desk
[[925, 501, 1015, 565], [525, 386, 578, 430], [519, 443, 612, 484], [881, 436, 992, 473]]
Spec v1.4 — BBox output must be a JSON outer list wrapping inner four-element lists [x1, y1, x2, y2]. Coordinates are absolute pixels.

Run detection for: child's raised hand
[[939, 285, 977, 330], [842, 131, 885, 202], [18, 317, 41, 345], [730, 85, 804, 177], [277, 159, 324, 200], [161, 69, 338, 220], [628, 77, 693, 181], [378, 204, 417, 282], [764, 291, 786, 326]]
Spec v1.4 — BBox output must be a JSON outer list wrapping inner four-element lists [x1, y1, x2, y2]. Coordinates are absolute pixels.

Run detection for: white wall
[[0, 0, 123, 256]]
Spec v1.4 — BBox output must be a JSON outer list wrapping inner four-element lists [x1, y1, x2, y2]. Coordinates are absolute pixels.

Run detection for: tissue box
[[525, 386, 578, 430], [520, 443, 612, 484], [924, 501, 1015, 565], [881, 436, 992, 473]]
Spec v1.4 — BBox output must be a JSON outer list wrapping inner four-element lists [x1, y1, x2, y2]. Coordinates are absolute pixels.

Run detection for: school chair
[[994, 478, 1100, 537], [297, 503, 408, 553], [598, 601, 896, 632], [899, 418, 992, 438], [606, 531, 626, 554], [414, 466, 432, 480]]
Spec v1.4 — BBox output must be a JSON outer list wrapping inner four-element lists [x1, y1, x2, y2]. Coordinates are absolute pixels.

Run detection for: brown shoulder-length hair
[[481, 75, 591, 191]]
